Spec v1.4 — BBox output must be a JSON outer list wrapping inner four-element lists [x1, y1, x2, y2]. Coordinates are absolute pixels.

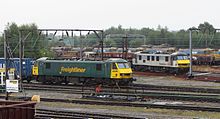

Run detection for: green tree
[[4, 22, 53, 58], [104, 38, 116, 47], [198, 22, 215, 48], [129, 38, 143, 48], [198, 22, 215, 33], [174, 29, 188, 48]]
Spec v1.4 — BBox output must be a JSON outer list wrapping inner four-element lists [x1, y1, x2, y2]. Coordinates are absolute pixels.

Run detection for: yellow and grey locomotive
[[132, 51, 190, 73]]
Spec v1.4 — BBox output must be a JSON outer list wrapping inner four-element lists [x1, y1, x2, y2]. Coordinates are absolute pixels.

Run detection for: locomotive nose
[[177, 60, 190, 67]]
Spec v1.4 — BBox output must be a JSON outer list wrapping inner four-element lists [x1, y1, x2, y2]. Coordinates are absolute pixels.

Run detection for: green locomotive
[[32, 57, 134, 84]]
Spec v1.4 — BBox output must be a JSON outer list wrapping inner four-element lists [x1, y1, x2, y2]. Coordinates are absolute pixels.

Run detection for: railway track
[[35, 108, 145, 119], [132, 83, 220, 94], [2, 96, 220, 113], [23, 82, 220, 94], [22, 83, 220, 103]]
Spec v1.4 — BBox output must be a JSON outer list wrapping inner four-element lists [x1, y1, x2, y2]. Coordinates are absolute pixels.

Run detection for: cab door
[[171, 56, 177, 67], [32, 62, 39, 76], [111, 63, 119, 78]]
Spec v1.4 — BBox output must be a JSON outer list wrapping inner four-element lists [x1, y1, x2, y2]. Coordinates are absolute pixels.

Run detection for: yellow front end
[[110, 63, 133, 79], [177, 60, 190, 68], [32, 64, 38, 76], [213, 54, 220, 61]]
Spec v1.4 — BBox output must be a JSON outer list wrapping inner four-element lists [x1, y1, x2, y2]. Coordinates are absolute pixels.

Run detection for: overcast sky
[[0, 0, 219, 32]]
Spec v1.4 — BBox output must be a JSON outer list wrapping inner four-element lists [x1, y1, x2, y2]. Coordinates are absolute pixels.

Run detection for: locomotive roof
[[105, 58, 127, 63], [36, 57, 127, 63], [135, 51, 187, 56], [0, 58, 33, 60], [171, 52, 188, 56]]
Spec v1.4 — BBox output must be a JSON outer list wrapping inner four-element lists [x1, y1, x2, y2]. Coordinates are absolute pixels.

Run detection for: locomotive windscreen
[[117, 63, 130, 69]]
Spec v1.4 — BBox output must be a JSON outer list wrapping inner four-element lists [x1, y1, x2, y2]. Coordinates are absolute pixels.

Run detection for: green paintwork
[[36, 58, 128, 79]]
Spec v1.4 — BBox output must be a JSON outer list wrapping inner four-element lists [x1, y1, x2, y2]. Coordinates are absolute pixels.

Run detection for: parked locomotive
[[132, 51, 190, 73], [32, 57, 134, 85]]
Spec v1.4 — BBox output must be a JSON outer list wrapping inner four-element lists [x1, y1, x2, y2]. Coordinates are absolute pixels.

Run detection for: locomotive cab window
[[34, 62, 38, 67], [96, 64, 102, 71], [112, 63, 117, 69], [172, 56, 177, 60], [177, 56, 188, 60], [117, 63, 130, 69], [45, 63, 51, 69]]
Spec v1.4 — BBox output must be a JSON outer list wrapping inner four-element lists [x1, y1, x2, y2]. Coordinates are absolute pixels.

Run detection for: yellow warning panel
[[0, 68, 15, 73]]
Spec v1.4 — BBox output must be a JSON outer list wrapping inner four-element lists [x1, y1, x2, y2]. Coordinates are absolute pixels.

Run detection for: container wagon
[[0, 58, 34, 82]]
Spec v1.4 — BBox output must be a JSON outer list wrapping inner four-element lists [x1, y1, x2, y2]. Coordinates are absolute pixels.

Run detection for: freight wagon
[[0, 58, 34, 81], [32, 57, 134, 85], [179, 48, 220, 65], [0, 100, 36, 119]]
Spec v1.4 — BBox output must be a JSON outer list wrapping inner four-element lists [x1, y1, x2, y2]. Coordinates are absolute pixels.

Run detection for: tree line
[[0, 22, 219, 58]]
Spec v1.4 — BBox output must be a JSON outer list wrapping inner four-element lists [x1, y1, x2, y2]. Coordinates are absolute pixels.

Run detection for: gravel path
[[134, 75, 220, 88]]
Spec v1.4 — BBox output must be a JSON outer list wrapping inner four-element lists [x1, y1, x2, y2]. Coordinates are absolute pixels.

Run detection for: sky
[[0, 0, 219, 32]]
